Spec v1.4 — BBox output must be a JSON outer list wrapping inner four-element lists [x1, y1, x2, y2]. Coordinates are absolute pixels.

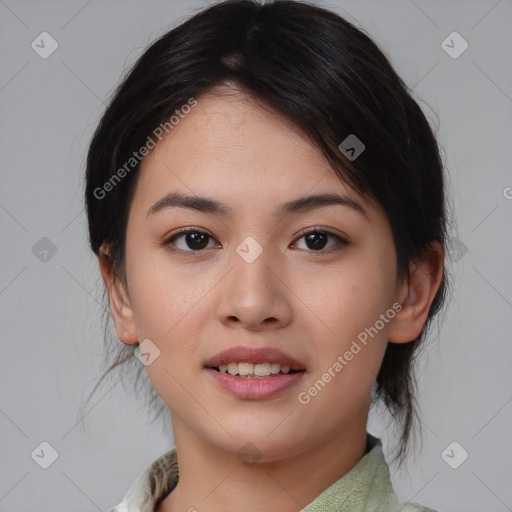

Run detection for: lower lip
[[204, 368, 306, 399]]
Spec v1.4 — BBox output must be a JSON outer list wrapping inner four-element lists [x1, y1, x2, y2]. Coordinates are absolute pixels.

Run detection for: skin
[[99, 87, 444, 512]]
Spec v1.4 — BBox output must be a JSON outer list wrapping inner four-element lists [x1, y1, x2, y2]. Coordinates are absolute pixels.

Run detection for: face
[[117, 88, 406, 461]]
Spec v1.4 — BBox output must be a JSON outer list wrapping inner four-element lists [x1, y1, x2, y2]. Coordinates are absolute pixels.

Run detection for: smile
[[211, 361, 303, 377]]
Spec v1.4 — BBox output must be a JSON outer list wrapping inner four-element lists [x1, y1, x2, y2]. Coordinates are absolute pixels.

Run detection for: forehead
[[132, 90, 380, 222], [141, 90, 333, 180]]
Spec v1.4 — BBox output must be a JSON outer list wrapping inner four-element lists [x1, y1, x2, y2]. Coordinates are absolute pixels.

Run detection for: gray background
[[1, 0, 511, 511]]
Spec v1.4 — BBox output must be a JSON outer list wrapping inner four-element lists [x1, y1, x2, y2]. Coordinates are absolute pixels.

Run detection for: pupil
[[187, 232, 208, 250], [306, 232, 327, 250]]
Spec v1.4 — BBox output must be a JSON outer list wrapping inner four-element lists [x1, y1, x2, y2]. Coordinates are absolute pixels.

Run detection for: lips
[[203, 345, 306, 371]]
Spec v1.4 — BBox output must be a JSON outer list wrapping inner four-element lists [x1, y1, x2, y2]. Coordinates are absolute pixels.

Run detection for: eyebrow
[[146, 191, 368, 220]]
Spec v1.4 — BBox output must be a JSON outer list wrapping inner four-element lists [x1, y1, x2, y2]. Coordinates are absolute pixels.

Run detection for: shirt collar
[[302, 433, 403, 511], [109, 433, 404, 512]]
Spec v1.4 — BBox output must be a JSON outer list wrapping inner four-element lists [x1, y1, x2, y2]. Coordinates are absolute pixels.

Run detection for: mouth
[[203, 345, 306, 377], [203, 346, 306, 399], [204, 363, 306, 400], [207, 362, 306, 378]]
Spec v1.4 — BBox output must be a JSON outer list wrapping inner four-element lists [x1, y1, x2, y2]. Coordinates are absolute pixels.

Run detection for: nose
[[215, 241, 293, 331]]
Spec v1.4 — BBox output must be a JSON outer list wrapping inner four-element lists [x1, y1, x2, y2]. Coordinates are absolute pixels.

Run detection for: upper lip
[[204, 346, 306, 370]]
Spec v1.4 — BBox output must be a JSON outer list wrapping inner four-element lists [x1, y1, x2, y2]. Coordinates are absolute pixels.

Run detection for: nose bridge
[[231, 234, 278, 297], [215, 234, 292, 328]]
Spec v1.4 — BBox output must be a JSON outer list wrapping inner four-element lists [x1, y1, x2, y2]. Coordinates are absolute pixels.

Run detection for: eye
[[163, 227, 219, 253], [162, 227, 349, 255], [292, 228, 349, 254]]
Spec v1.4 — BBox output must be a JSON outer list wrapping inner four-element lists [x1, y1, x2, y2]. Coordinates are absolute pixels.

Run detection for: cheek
[[125, 249, 212, 409], [125, 241, 212, 337], [297, 249, 396, 389], [307, 255, 395, 340]]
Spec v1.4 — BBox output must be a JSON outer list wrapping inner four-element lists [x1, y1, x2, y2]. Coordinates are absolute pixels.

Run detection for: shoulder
[[364, 434, 439, 512], [106, 449, 179, 512]]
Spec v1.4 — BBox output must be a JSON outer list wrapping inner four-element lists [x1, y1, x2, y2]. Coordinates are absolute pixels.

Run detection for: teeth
[[238, 362, 253, 376], [254, 362, 271, 376], [270, 363, 281, 374], [216, 361, 295, 377]]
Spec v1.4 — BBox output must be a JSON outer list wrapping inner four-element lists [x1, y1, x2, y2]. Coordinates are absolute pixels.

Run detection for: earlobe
[[98, 244, 139, 345], [388, 242, 444, 344]]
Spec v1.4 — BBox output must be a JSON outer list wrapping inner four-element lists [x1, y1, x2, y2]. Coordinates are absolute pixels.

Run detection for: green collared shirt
[[108, 433, 437, 512]]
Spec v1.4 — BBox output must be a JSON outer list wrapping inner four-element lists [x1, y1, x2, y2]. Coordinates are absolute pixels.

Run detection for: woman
[[84, 1, 450, 510]]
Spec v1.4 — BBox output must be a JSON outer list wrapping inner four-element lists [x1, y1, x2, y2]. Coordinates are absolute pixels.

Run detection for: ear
[[388, 241, 444, 344], [98, 243, 138, 345]]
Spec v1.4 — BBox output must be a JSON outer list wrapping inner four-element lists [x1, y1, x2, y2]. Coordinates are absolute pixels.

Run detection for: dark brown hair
[[83, 0, 453, 468]]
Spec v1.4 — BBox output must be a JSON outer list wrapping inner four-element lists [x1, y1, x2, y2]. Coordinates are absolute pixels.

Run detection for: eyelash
[[162, 227, 349, 256]]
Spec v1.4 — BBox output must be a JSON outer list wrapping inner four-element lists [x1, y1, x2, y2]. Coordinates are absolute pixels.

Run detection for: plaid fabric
[[108, 433, 437, 512]]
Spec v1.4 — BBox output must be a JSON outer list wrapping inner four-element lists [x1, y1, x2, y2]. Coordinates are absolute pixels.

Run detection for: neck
[[157, 411, 369, 512]]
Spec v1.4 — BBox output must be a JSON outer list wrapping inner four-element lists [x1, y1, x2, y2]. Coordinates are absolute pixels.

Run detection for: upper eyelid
[[166, 226, 345, 239]]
